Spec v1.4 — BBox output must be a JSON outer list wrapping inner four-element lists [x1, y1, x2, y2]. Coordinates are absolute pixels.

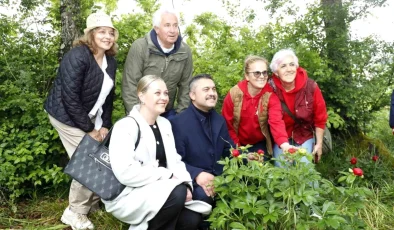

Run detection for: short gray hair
[[152, 8, 180, 28], [270, 49, 299, 73]]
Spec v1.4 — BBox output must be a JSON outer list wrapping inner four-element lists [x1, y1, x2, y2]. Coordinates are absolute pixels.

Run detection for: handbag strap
[[268, 78, 301, 124], [100, 116, 141, 150], [281, 101, 302, 124], [127, 116, 141, 150]]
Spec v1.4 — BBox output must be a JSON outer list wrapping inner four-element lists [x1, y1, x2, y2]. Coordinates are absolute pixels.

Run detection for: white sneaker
[[61, 207, 95, 230]]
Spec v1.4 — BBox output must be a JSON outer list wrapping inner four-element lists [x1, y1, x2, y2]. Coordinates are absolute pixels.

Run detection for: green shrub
[[0, 80, 68, 208], [209, 147, 371, 229]]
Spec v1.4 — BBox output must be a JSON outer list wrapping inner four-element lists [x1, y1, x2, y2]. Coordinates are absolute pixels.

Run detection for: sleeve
[[122, 42, 145, 113], [176, 46, 193, 113], [390, 90, 394, 128], [313, 85, 328, 129], [171, 120, 205, 181], [267, 93, 288, 146], [109, 119, 173, 187], [101, 60, 117, 128], [60, 48, 94, 132], [221, 93, 240, 145]]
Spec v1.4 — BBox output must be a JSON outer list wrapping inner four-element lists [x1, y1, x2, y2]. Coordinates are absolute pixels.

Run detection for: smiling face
[[139, 80, 169, 116], [190, 78, 218, 112], [154, 13, 179, 48], [275, 55, 297, 83], [245, 60, 269, 90], [92, 26, 115, 53]]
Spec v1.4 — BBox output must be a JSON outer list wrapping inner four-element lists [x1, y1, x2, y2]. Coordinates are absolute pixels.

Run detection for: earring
[[141, 101, 145, 105]]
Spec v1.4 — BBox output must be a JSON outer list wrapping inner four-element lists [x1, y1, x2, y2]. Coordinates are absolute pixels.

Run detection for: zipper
[[94, 157, 112, 171]]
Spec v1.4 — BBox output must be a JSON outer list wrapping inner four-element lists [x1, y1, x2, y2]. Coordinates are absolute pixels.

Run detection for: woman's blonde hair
[[73, 28, 118, 56], [244, 55, 269, 74], [137, 75, 163, 95]]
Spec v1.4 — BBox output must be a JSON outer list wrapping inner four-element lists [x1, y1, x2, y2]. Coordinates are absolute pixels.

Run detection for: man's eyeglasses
[[247, 71, 269, 79]]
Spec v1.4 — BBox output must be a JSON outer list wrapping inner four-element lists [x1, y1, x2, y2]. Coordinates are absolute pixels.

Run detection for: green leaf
[[229, 222, 246, 229]]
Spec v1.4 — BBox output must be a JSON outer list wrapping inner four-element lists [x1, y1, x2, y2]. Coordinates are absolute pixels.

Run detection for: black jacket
[[44, 45, 117, 132]]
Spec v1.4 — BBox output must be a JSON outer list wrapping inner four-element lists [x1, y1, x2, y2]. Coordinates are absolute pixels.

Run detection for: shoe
[[61, 207, 95, 230]]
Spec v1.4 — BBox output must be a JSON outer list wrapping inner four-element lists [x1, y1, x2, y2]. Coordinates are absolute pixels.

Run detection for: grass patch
[[0, 186, 128, 229]]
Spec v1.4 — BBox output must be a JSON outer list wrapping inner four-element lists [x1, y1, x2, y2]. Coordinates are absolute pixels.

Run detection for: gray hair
[[270, 49, 299, 73], [152, 8, 180, 28]]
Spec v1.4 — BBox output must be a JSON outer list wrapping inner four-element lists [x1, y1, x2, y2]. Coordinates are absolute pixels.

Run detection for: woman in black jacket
[[44, 12, 118, 230]]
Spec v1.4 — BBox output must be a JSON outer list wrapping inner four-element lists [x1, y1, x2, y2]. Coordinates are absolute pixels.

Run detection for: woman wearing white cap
[[44, 12, 118, 229]]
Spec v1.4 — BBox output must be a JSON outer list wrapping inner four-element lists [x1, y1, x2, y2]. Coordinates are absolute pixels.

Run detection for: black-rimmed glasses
[[247, 71, 269, 78]]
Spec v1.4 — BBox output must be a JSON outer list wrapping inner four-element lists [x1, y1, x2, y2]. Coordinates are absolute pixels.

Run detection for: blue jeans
[[273, 138, 314, 168]]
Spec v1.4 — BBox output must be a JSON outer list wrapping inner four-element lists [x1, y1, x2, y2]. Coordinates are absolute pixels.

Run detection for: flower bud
[[372, 155, 379, 162], [353, 168, 363, 176], [257, 149, 264, 155], [350, 157, 357, 165], [232, 149, 240, 157], [288, 148, 297, 154], [298, 148, 307, 154]]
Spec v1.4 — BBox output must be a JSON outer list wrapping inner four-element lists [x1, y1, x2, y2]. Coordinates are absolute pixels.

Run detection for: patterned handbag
[[64, 116, 140, 200]]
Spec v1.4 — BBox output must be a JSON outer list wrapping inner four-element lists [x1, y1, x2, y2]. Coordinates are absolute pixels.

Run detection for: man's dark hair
[[189, 73, 214, 92]]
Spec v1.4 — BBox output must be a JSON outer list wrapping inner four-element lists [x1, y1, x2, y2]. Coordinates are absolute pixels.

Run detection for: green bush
[[209, 147, 371, 229], [0, 81, 69, 207]]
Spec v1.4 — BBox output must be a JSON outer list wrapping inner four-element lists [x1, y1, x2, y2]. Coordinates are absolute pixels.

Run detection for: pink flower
[[257, 149, 265, 155], [350, 157, 357, 165], [232, 149, 240, 157], [353, 168, 363, 176], [372, 155, 379, 162], [288, 148, 297, 154]]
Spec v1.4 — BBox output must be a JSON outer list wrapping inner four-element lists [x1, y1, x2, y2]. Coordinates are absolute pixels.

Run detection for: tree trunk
[[320, 0, 359, 133], [58, 0, 82, 62], [321, 0, 351, 77]]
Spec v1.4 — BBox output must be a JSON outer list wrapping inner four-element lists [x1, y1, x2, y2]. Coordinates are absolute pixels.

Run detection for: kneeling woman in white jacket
[[104, 75, 211, 230]]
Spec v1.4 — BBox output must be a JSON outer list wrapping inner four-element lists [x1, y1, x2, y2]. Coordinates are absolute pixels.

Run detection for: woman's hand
[[185, 188, 192, 202], [312, 143, 323, 163], [88, 129, 102, 142], [313, 127, 325, 163], [99, 127, 109, 140], [280, 142, 297, 152]]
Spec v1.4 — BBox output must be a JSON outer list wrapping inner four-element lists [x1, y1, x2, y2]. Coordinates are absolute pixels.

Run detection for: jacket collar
[[188, 103, 223, 144], [149, 29, 183, 56], [273, 67, 308, 93]]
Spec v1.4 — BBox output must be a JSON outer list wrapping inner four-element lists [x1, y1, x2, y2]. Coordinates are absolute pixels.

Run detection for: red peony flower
[[350, 157, 357, 165], [353, 168, 363, 176], [257, 149, 265, 155], [288, 148, 297, 154], [372, 155, 379, 162], [232, 149, 240, 157]]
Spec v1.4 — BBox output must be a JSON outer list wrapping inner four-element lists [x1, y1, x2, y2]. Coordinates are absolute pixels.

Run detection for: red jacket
[[222, 80, 288, 146], [272, 67, 328, 144]]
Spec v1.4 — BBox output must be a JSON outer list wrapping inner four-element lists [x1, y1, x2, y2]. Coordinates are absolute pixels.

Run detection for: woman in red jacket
[[269, 49, 328, 167], [222, 55, 291, 158]]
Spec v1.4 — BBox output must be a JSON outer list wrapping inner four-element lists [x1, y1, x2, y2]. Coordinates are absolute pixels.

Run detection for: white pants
[[48, 114, 100, 214]]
